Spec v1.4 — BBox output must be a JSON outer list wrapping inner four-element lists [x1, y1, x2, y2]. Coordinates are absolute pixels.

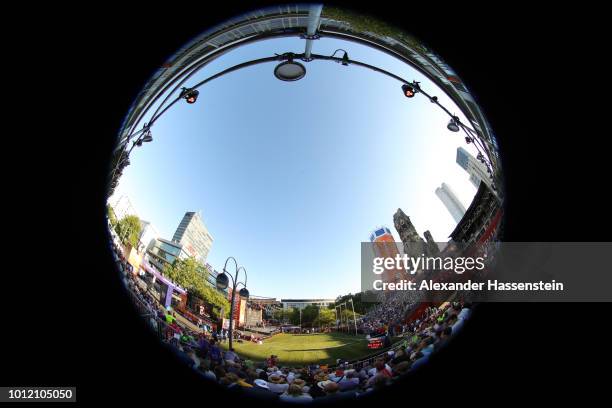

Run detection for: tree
[[289, 308, 301, 326], [107, 204, 117, 227], [115, 215, 142, 248], [301, 305, 319, 327], [332, 292, 377, 315], [273, 309, 292, 323], [314, 307, 336, 327], [164, 257, 203, 289], [164, 258, 230, 319]]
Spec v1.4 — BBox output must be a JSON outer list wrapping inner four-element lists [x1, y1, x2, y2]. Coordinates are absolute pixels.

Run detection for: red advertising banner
[[367, 337, 385, 349], [228, 288, 242, 324]]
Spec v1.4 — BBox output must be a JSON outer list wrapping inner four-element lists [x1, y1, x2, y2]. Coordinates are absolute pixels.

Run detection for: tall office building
[[138, 220, 159, 253], [469, 174, 480, 189], [435, 183, 466, 223], [456, 146, 493, 191], [172, 211, 213, 264], [111, 195, 137, 220]]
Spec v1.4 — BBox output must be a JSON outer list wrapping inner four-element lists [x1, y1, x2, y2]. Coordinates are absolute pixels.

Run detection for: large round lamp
[[274, 60, 306, 81], [216, 272, 229, 290], [239, 287, 250, 299]]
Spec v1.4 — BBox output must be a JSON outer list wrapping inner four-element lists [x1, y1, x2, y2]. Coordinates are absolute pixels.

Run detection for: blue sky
[[111, 36, 481, 299]]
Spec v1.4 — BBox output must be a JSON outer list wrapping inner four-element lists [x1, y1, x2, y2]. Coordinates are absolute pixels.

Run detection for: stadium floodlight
[[216, 272, 230, 290], [401, 83, 416, 98], [447, 118, 461, 132], [274, 55, 307, 81], [181, 87, 199, 104]]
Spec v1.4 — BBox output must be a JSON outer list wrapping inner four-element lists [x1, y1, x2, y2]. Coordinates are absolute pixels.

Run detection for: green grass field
[[221, 332, 394, 366]]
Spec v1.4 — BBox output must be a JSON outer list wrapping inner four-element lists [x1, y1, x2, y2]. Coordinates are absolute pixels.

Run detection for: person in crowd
[[280, 384, 314, 402], [185, 347, 200, 368], [209, 340, 222, 365], [322, 381, 340, 396], [224, 348, 238, 364], [197, 334, 210, 359], [198, 359, 217, 381], [165, 310, 176, 324], [338, 370, 360, 391], [266, 375, 289, 394], [366, 374, 390, 393], [267, 354, 278, 368]]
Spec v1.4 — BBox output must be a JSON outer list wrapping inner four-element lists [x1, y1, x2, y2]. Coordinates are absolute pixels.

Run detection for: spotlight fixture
[[274, 54, 306, 81], [181, 87, 199, 104], [465, 136, 472, 144], [141, 129, 153, 143], [447, 118, 461, 132], [401, 83, 416, 98], [341, 51, 350, 66]]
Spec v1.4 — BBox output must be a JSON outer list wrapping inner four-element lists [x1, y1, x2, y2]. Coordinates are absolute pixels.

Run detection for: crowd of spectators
[[112, 241, 472, 403], [175, 299, 472, 403], [358, 290, 423, 336]]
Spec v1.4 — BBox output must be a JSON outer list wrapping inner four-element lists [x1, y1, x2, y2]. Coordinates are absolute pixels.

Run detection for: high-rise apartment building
[[435, 182, 467, 223], [456, 146, 493, 191], [172, 211, 213, 264]]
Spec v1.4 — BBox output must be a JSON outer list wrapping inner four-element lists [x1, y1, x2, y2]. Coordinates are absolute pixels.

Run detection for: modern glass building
[[146, 238, 227, 295], [172, 211, 213, 264], [147, 238, 187, 271], [281, 299, 336, 310], [456, 147, 494, 191], [435, 183, 467, 224]]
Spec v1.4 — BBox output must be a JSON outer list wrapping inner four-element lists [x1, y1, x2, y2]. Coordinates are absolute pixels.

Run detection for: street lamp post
[[215, 256, 249, 350]]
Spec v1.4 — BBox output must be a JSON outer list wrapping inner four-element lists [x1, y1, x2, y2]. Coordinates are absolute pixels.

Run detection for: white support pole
[[350, 299, 358, 336], [304, 4, 323, 60]]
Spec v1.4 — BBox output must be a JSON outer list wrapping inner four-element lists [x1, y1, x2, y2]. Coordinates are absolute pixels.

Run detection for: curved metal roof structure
[[112, 4, 502, 197]]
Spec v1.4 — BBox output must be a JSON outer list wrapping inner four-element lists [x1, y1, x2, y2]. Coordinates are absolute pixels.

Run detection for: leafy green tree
[[332, 292, 377, 315], [115, 215, 142, 248], [289, 308, 301, 326], [107, 204, 117, 227], [273, 308, 294, 323], [164, 258, 230, 318], [313, 307, 336, 327], [285, 305, 337, 327], [321, 7, 425, 52], [300, 305, 319, 327]]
